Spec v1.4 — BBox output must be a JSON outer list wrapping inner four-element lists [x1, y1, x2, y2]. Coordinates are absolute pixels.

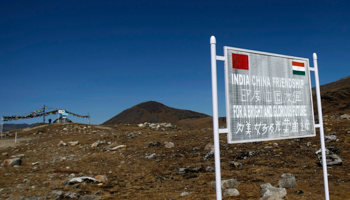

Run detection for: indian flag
[[292, 61, 305, 76]]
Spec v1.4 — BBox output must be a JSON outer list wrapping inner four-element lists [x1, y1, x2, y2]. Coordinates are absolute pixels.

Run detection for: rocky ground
[[0, 117, 350, 199]]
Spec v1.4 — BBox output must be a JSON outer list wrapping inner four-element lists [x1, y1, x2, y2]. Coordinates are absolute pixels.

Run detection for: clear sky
[[1, 0, 349, 125]]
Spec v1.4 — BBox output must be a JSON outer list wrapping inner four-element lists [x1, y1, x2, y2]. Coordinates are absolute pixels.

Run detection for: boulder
[[203, 149, 214, 161], [315, 148, 342, 166], [1, 158, 22, 167], [11, 154, 26, 158], [91, 140, 100, 148], [211, 179, 240, 189], [68, 141, 79, 146], [206, 166, 215, 172], [165, 142, 175, 148], [95, 175, 108, 184], [180, 191, 191, 196], [146, 153, 157, 159], [57, 140, 67, 146], [260, 183, 287, 200], [145, 142, 161, 148], [107, 145, 127, 151], [278, 173, 296, 188], [204, 143, 214, 151], [64, 176, 101, 186], [325, 135, 337, 142], [223, 188, 239, 196]]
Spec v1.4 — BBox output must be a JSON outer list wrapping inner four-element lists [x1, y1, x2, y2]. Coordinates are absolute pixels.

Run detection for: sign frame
[[224, 46, 316, 144], [210, 36, 329, 200]]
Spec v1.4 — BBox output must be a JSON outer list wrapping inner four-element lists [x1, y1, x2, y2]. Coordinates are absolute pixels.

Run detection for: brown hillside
[[102, 101, 209, 125], [313, 75, 350, 116], [1, 118, 350, 199]]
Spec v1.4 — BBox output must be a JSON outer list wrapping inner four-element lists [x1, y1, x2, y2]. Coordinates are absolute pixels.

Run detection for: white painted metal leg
[[210, 36, 222, 200], [313, 53, 330, 200]]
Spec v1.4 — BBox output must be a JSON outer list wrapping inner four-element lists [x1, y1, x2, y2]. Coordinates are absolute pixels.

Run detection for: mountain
[[102, 101, 209, 125], [2, 123, 39, 132], [313, 75, 350, 116]]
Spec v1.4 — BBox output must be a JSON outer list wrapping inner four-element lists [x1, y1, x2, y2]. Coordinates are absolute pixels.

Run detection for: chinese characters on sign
[[225, 48, 315, 143]]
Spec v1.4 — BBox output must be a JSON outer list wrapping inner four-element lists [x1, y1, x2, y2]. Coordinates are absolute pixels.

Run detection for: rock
[[68, 141, 79, 146], [188, 166, 202, 173], [52, 156, 66, 163], [193, 147, 201, 151], [180, 191, 191, 196], [108, 145, 127, 151], [340, 114, 350, 119], [2, 152, 8, 156], [1, 158, 22, 167], [211, 179, 240, 189], [328, 146, 341, 154], [64, 192, 81, 199], [325, 135, 337, 142], [294, 190, 304, 194], [79, 195, 102, 200], [260, 183, 287, 200], [223, 188, 239, 196], [145, 142, 161, 148], [91, 140, 100, 148], [171, 125, 177, 129], [176, 168, 189, 174], [203, 149, 214, 161], [165, 142, 175, 148], [95, 175, 108, 184], [11, 154, 26, 158], [57, 140, 67, 146], [315, 148, 342, 166], [206, 166, 215, 172], [52, 190, 65, 200], [235, 150, 262, 160], [64, 176, 101, 186], [146, 153, 157, 159], [32, 162, 40, 165], [278, 173, 296, 188], [138, 123, 147, 127], [229, 161, 244, 168], [204, 143, 214, 151]]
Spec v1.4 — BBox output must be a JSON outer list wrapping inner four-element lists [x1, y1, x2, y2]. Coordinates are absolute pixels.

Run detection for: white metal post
[[210, 36, 222, 200], [313, 53, 330, 200]]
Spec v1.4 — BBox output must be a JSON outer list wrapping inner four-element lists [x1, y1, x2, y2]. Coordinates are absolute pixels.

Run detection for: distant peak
[[136, 101, 167, 113]]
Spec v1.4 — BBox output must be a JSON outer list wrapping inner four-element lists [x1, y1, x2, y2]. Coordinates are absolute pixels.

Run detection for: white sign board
[[58, 110, 65, 114], [225, 47, 315, 143]]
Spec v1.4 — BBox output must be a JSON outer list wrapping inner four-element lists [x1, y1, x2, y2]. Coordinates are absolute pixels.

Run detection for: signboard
[[225, 47, 315, 143], [58, 110, 65, 114]]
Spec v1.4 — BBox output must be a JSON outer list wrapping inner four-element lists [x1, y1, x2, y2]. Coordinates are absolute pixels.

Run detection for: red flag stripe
[[292, 61, 304, 67]]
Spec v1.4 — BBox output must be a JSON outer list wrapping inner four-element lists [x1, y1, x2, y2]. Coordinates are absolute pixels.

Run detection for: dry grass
[[0, 119, 350, 199]]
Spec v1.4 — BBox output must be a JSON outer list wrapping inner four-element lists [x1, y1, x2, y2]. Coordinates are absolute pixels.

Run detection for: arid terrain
[[1, 76, 350, 199], [0, 115, 350, 199]]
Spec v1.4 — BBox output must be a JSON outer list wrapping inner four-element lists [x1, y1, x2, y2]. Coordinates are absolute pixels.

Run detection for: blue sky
[[1, 0, 349, 125]]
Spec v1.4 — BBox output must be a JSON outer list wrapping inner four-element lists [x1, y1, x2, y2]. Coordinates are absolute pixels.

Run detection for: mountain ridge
[[102, 101, 209, 125]]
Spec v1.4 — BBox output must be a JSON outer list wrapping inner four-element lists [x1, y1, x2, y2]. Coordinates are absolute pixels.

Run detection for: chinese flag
[[232, 53, 249, 70]]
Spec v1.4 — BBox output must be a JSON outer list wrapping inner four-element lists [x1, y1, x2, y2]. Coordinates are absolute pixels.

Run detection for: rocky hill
[[102, 101, 209, 125], [313, 75, 350, 116], [0, 118, 350, 199]]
